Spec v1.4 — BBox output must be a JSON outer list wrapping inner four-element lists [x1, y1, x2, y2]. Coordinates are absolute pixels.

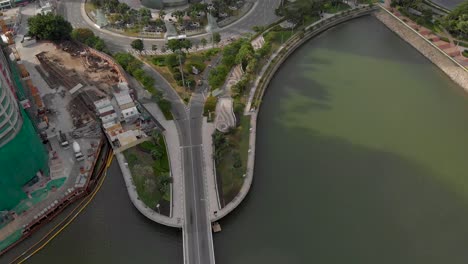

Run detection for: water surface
[[214, 15, 468, 264]]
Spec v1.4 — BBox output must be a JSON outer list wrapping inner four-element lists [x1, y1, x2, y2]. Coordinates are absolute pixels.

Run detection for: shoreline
[[374, 7, 468, 91], [212, 7, 378, 222]]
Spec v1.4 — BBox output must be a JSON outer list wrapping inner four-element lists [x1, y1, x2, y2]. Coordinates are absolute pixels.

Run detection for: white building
[[94, 98, 117, 125], [114, 91, 139, 123]]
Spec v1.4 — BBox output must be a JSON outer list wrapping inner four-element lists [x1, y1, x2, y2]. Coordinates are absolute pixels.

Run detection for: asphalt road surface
[[57, 0, 281, 52]]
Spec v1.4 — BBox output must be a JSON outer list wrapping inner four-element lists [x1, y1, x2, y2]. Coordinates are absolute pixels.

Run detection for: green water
[[215, 16, 468, 263]]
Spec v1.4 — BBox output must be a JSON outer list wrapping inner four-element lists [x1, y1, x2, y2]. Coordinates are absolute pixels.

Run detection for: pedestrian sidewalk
[[201, 118, 221, 220]]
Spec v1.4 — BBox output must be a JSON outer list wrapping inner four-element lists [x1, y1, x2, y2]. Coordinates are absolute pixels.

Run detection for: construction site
[[0, 0, 159, 254], [0, 37, 137, 253]]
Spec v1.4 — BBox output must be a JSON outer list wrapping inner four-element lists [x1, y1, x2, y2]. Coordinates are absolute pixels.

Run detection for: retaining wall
[[375, 7, 468, 91]]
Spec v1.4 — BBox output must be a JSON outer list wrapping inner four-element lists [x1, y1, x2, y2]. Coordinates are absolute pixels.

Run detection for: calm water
[[5, 15, 468, 264], [3, 162, 182, 264], [215, 16, 468, 263]]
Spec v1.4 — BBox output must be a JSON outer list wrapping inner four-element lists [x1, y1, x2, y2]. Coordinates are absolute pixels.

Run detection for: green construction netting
[[0, 110, 49, 211], [0, 229, 23, 251]]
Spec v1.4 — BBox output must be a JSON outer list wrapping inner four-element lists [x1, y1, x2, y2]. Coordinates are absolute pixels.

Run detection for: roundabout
[[57, 0, 281, 52]]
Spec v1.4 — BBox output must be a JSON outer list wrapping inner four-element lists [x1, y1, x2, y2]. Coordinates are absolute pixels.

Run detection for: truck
[[73, 141, 85, 161], [59, 130, 69, 149]]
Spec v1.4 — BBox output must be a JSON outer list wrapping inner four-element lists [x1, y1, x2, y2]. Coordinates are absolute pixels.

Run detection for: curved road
[[58, 0, 281, 52]]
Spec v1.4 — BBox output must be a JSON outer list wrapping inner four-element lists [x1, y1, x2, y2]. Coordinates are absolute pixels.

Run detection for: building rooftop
[[94, 98, 111, 110], [115, 92, 133, 107]]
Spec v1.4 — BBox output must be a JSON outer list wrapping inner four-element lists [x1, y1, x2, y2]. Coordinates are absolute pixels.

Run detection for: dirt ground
[[37, 41, 120, 94]]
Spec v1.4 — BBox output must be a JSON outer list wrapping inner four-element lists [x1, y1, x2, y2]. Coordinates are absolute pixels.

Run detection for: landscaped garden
[[147, 46, 220, 103], [213, 116, 250, 205], [123, 132, 172, 216], [84, 0, 248, 37]]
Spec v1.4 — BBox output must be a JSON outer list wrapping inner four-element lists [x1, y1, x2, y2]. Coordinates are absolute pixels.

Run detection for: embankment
[[375, 8, 468, 91]]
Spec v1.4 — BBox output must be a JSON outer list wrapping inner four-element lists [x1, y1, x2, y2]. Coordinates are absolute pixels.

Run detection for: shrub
[[233, 100, 245, 116], [204, 96, 217, 116], [157, 98, 172, 120], [151, 55, 166, 66], [141, 75, 155, 88], [208, 64, 230, 89], [173, 71, 182, 81], [165, 53, 178, 67], [138, 141, 156, 153]]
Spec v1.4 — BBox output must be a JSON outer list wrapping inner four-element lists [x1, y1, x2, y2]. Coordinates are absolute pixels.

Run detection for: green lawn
[[215, 115, 251, 204], [265, 29, 295, 50], [124, 136, 171, 213], [323, 2, 350, 14]]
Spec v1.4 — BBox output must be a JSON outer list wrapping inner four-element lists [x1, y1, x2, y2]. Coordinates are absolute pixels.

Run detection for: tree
[[151, 130, 161, 145], [213, 32, 221, 45], [180, 39, 193, 52], [201, 38, 207, 48], [139, 8, 152, 25], [159, 10, 166, 19], [117, 2, 130, 14], [94, 38, 106, 51], [151, 148, 163, 160], [164, 53, 178, 67], [204, 96, 217, 115], [131, 39, 144, 52], [28, 13, 72, 40], [71, 28, 94, 43], [235, 42, 254, 68], [127, 59, 143, 74], [114, 52, 136, 69], [166, 39, 182, 52], [443, 2, 468, 38]]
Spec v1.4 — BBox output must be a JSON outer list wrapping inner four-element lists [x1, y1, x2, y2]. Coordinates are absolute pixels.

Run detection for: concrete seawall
[[374, 8, 468, 91]]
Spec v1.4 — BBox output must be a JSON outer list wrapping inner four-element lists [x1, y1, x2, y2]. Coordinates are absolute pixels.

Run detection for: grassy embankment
[[322, 2, 350, 13], [124, 135, 171, 215], [213, 116, 251, 205]]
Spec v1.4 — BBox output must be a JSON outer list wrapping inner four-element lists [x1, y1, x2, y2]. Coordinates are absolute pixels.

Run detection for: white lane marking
[[188, 117, 202, 264]]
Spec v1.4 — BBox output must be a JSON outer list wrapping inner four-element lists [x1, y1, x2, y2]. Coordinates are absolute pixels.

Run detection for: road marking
[[187, 117, 202, 264], [180, 144, 202, 149]]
